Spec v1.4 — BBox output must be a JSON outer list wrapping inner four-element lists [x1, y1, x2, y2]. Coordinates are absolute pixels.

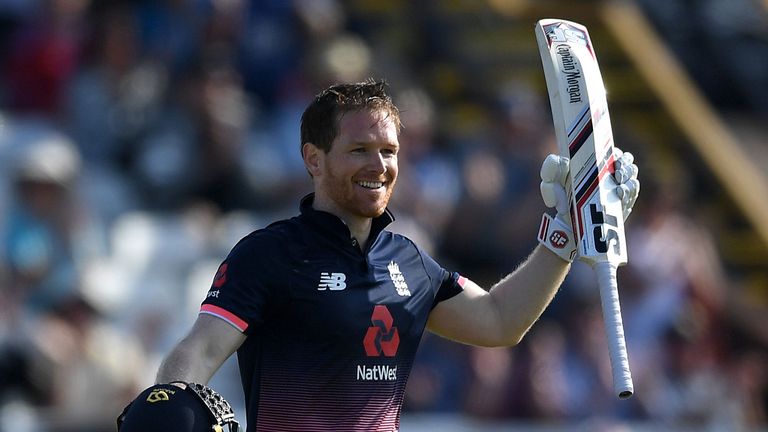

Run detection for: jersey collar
[[299, 193, 395, 245]]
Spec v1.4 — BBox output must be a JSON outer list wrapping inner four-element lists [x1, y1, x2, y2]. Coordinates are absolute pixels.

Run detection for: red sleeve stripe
[[457, 275, 468, 288], [200, 304, 249, 332]]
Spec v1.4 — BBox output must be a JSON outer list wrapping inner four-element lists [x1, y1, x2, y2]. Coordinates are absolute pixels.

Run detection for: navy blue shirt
[[201, 194, 464, 431]]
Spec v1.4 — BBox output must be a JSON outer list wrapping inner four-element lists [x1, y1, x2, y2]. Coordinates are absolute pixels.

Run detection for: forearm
[[155, 314, 246, 384], [488, 245, 570, 345], [155, 339, 219, 385]]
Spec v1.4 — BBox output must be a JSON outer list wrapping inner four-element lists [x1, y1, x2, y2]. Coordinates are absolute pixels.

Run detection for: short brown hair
[[300, 79, 401, 154]]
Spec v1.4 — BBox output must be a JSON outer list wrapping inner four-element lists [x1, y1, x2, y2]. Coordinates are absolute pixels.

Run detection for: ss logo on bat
[[589, 204, 621, 254]]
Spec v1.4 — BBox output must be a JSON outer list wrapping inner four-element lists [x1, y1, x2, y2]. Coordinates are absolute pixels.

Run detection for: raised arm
[[427, 245, 569, 346], [427, 150, 639, 347], [156, 314, 246, 385]]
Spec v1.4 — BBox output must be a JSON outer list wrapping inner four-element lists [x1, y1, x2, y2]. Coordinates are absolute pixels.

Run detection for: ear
[[302, 142, 322, 177]]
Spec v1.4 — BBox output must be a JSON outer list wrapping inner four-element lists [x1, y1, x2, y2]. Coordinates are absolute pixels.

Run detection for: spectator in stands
[[65, 1, 167, 170], [4, 135, 84, 315], [3, 0, 88, 115], [1, 132, 147, 431]]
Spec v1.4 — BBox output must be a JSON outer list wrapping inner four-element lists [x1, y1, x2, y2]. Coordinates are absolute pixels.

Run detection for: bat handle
[[594, 261, 634, 399]]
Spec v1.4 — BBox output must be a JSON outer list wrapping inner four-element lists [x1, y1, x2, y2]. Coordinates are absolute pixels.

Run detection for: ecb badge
[[388, 261, 410, 297]]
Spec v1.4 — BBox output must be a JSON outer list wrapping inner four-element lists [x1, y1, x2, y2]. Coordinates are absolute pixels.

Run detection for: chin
[[360, 194, 393, 217], [358, 204, 387, 218]]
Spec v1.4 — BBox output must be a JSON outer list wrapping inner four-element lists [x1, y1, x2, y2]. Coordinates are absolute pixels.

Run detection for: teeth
[[358, 181, 384, 189]]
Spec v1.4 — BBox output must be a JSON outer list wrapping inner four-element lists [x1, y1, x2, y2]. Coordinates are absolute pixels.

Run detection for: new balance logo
[[318, 272, 347, 290]]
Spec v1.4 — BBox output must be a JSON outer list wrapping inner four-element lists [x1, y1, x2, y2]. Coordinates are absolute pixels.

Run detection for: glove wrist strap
[[186, 382, 239, 431], [537, 213, 576, 263]]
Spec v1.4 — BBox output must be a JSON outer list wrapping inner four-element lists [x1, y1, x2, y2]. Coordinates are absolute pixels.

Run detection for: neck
[[348, 219, 372, 251], [312, 194, 372, 251]]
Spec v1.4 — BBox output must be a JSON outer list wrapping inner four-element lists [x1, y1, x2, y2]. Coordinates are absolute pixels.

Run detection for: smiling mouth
[[356, 180, 385, 189]]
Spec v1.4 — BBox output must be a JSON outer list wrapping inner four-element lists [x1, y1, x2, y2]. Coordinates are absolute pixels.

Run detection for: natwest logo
[[363, 305, 399, 357], [212, 263, 228, 288]]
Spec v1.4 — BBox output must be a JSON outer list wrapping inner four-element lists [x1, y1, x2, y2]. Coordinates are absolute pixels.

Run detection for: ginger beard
[[314, 109, 399, 221]]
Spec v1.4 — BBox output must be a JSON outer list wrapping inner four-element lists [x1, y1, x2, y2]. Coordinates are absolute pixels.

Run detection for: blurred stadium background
[[0, 0, 767, 431]]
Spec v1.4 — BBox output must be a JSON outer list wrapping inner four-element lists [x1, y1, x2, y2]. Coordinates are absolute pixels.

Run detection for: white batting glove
[[613, 148, 640, 221], [538, 154, 576, 262], [537, 149, 640, 262], [540, 154, 571, 222]]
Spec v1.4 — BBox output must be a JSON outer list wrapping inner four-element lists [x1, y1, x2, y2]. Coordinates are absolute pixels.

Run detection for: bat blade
[[535, 18, 633, 399]]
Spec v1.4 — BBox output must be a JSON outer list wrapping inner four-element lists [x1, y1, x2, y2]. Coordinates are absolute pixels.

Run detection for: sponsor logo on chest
[[357, 305, 400, 381], [356, 364, 397, 381]]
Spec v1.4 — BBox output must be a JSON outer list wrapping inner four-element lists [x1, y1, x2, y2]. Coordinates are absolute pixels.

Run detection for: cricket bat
[[535, 19, 634, 399]]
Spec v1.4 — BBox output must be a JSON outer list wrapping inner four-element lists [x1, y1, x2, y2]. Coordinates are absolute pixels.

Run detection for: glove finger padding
[[117, 382, 240, 432], [539, 154, 571, 217], [617, 178, 639, 220], [540, 182, 569, 215], [612, 150, 639, 220], [614, 151, 637, 184], [540, 154, 569, 185]]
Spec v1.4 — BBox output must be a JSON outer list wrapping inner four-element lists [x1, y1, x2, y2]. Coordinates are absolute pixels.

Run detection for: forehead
[[336, 109, 399, 145]]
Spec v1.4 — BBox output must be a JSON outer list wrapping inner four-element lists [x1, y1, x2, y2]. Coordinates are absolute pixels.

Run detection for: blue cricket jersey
[[200, 194, 464, 431]]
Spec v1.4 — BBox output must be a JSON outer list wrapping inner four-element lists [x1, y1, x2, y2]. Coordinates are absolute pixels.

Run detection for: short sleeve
[[413, 243, 464, 309], [433, 272, 466, 308], [200, 232, 286, 334]]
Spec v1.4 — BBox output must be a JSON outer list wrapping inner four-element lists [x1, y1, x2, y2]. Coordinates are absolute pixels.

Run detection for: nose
[[367, 151, 387, 174]]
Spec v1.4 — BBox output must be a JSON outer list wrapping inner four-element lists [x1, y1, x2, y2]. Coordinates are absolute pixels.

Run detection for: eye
[[382, 147, 398, 157]]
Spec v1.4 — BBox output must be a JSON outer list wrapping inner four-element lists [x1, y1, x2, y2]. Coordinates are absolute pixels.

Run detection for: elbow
[[487, 302, 528, 347], [492, 317, 539, 347], [476, 329, 525, 348], [495, 333, 524, 348], [473, 336, 522, 348], [505, 334, 524, 347], [502, 322, 540, 347]]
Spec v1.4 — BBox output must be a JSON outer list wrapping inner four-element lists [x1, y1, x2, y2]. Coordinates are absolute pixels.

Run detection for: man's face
[[312, 109, 399, 220]]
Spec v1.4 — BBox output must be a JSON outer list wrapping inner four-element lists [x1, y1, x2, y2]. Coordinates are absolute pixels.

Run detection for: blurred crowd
[[0, 1, 765, 431]]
